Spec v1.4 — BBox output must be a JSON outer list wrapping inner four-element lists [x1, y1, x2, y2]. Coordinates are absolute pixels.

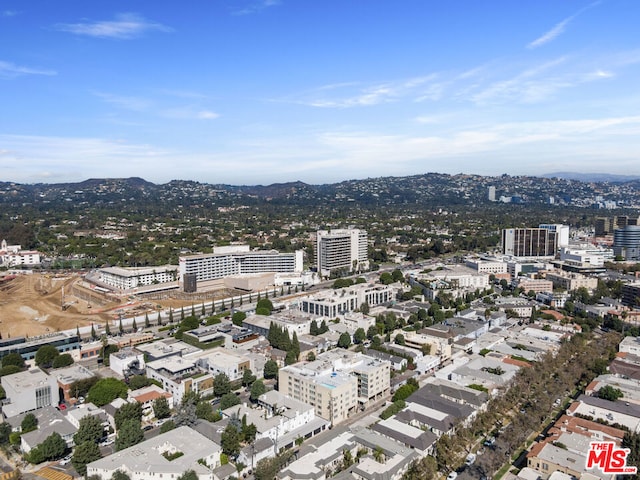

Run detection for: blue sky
[[2, 0, 640, 185]]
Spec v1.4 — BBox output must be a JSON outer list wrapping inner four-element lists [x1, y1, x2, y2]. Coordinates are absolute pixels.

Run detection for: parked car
[[60, 455, 72, 466]]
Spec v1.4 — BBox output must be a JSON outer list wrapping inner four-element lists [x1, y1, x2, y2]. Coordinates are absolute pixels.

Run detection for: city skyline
[[2, 0, 640, 185]]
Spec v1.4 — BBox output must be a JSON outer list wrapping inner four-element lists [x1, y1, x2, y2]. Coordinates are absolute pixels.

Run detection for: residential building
[[128, 385, 173, 421], [279, 350, 390, 424], [619, 336, 640, 357], [94, 265, 178, 292], [514, 277, 553, 294], [193, 348, 252, 382], [86, 426, 222, 480], [109, 348, 146, 377], [622, 283, 640, 308], [0, 240, 42, 267], [145, 356, 213, 401], [316, 228, 368, 277], [544, 270, 598, 292]]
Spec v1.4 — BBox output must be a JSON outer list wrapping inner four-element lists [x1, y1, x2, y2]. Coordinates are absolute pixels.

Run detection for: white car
[[447, 472, 458, 480], [60, 455, 72, 466], [100, 438, 115, 447]]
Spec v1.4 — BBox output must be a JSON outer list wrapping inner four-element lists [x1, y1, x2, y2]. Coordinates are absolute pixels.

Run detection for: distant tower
[[488, 186, 496, 202]]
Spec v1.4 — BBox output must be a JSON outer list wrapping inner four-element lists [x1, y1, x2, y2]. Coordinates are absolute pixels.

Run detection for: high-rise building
[[539, 224, 569, 247], [488, 186, 496, 202], [502, 228, 558, 258], [316, 228, 368, 277], [613, 225, 640, 261]]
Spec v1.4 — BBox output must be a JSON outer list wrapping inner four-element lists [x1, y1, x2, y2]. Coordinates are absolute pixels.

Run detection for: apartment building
[[279, 350, 390, 424], [544, 270, 598, 292], [316, 228, 368, 277], [96, 265, 178, 291]]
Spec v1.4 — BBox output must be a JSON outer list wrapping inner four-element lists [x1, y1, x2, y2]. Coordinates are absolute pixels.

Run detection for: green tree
[[263, 360, 279, 379], [21, 413, 38, 432], [354, 328, 366, 344], [256, 298, 274, 314], [115, 402, 143, 430], [391, 268, 404, 283], [221, 423, 241, 457], [310, 319, 319, 336], [213, 373, 231, 397], [242, 368, 256, 387], [379, 272, 394, 285], [360, 302, 370, 315], [111, 470, 131, 480], [196, 401, 215, 421], [598, 385, 624, 401], [1, 352, 26, 369], [160, 420, 176, 433], [220, 393, 241, 410], [70, 376, 99, 400], [232, 311, 247, 326], [178, 470, 199, 480], [72, 441, 102, 476], [52, 353, 74, 369], [394, 334, 405, 345], [39, 432, 66, 461], [153, 396, 171, 419], [87, 377, 128, 407], [35, 344, 59, 367], [115, 418, 144, 451], [250, 379, 267, 401], [74, 414, 105, 445], [338, 332, 352, 349], [128, 375, 152, 391], [0, 422, 11, 445]]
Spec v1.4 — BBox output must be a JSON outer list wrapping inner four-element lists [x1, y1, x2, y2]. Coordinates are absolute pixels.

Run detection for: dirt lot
[[0, 273, 241, 338], [0, 274, 116, 338]]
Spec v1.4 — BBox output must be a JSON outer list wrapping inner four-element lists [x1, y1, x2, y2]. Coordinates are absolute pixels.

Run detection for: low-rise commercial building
[[1, 368, 59, 417]]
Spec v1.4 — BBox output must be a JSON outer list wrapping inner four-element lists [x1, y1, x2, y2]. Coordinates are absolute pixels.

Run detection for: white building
[[192, 348, 252, 382], [539, 224, 570, 248], [109, 348, 146, 377], [86, 426, 221, 480], [299, 283, 395, 318], [179, 245, 303, 286], [558, 245, 613, 269], [0, 240, 42, 267], [316, 228, 368, 277], [96, 265, 178, 291], [1, 368, 59, 417]]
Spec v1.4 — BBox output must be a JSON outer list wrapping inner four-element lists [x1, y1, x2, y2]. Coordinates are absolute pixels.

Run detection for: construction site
[[0, 273, 239, 339]]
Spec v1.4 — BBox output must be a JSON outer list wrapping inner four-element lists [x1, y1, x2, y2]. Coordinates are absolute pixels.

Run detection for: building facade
[[502, 228, 558, 258], [316, 229, 368, 277], [179, 245, 303, 286]]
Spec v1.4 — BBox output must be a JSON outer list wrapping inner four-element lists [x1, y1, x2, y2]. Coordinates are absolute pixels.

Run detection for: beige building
[[279, 350, 390, 425], [544, 270, 598, 292], [404, 330, 452, 362]]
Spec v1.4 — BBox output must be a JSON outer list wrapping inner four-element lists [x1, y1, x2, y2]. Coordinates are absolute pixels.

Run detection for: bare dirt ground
[[0, 274, 118, 338], [0, 273, 242, 338]]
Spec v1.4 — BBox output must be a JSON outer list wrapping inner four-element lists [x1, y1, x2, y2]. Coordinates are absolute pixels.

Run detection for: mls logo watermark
[[586, 441, 637, 475]]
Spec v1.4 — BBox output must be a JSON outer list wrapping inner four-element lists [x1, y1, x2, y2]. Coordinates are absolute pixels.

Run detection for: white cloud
[[527, 1, 600, 49], [2, 10, 19, 17], [0, 60, 56, 78], [196, 111, 220, 120], [55, 13, 172, 39], [233, 0, 282, 16], [93, 92, 153, 111]]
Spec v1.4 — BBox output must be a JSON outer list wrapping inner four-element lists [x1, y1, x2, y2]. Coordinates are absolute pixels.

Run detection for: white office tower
[[316, 228, 368, 277], [539, 224, 570, 247], [488, 186, 496, 202]]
